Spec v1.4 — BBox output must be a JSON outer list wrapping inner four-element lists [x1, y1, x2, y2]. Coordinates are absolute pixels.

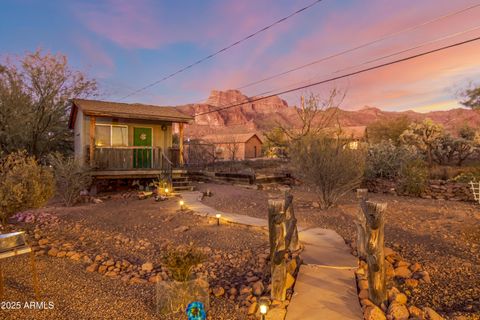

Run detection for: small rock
[[70, 253, 82, 261], [252, 281, 264, 296], [358, 279, 369, 290], [364, 305, 386, 320], [423, 307, 444, 320], [48, 248, 59, 257], [86, 264, 98, 272], [38, 239, 49, 246], [173, 225, 190, 233], [148, 275, 161, 283], [387, 302, 409, 320], [358, 289, 369, 299], [98, 265, 107, 274], [212, 286, 225, 297], [408, 305, 424, 319], [391, 292, 407, 305], [56, 251, 67, 258], [247, 302, 258, 315], [141, 262, 153, 272], [105, 259, 115, 267], [409, 262, 422, 273], [130, 277, 147, 284], [394, 266, 412, 279], [404, 278, 419, 288]]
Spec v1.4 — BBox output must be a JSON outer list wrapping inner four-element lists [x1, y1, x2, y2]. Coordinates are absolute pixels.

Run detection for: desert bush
[[0, 151, 55, 224], [48, 153, 91, 206], [162, 246, 205, 282], [290, 134, 366, 209], [400, 119, 444, 167], [365, 141, 420, 179], [453, 167, 480, 183], [366, 115, 411, 145], [396, 159, 428, 196]]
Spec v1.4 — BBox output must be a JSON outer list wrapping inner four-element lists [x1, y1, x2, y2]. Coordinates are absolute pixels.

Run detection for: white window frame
[[95, 124, 128, 147]]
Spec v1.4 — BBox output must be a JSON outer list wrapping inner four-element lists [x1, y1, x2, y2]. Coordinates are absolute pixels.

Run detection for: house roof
[[200, 133, 263, 144], [69, 99, 194, 128]]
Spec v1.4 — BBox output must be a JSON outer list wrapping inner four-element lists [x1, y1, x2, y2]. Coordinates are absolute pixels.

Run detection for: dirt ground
[[197, 182, 480, 320], [0, 194, 269, 320]]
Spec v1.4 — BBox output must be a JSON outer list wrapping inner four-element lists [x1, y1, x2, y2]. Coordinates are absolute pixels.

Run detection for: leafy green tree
[[366, 115, 411, 145], [0, 50, 97, 158]]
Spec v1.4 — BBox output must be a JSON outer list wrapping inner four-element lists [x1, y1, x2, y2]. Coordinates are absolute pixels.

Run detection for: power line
[[117, 0, 324, 101], [195, 34, 480, 116], [188, 2, 480, 105]]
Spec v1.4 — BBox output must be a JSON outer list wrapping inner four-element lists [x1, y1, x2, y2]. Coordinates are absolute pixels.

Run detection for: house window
[[95, 124, 128, 147]]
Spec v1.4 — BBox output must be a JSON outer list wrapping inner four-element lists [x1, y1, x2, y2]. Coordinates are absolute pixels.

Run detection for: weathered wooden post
[[283, 192, 300, 252], [355, 189, 368, 260], [268, 199, 287, 301], [361, 200, 388, 307]]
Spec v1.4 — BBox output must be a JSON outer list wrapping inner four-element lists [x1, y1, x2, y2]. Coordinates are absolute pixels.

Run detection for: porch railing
[[91, 146, 168, 171]]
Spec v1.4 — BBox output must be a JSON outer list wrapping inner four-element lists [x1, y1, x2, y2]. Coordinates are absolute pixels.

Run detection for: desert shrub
[[396, 159, 428, 196], [366, 115, 411, 145], [162, 246, 205, 282], [429, 166, 465, 181], [453, 166, 480, 183], [0, 151, 55, 224], [290, 134, 366, 209], [365, 141, 420, 179], [48, 153, 91, 206], [400, 119, 444, 166]]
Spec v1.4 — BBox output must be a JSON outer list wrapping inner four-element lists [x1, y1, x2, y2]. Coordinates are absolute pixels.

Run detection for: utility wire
[[188, 2, 480, 105], [117, 0, 324, 101], [195, 34, 480, 116]]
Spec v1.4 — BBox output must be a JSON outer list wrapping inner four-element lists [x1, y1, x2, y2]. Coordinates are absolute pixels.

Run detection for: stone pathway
[[180, 192, 362, 320]]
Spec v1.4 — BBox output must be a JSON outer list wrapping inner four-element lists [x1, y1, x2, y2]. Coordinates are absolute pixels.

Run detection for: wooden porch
[[87, 146, 176, 179]]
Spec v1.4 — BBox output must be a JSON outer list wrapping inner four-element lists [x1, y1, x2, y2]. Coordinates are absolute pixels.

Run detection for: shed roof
[[201, 133, 263, 144], [69, 99, 193, 128]]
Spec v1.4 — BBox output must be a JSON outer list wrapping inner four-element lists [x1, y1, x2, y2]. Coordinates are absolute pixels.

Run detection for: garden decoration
[[0, 231, 40, 300], [186, 301, 206, 320], [470, 181, 480, 204]]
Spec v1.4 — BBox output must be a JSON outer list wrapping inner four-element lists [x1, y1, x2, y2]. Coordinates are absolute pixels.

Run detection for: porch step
[[172, 172, 195, 192]]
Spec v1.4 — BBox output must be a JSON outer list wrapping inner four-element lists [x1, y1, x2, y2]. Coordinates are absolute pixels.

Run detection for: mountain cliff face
[[177, 90, 480, 137]]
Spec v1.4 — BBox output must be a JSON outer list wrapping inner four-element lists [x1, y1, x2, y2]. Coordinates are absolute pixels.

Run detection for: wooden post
[[179, 122, 184, 166], [268, 199, 287, 301], [284, 192, 300, 252], [89, 116, 96, 166], [355, 188, 368, 260], [361, 200, 388, 307]]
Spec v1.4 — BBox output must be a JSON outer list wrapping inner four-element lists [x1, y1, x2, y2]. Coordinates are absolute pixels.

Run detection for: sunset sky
[[1, 0, 480, 112]]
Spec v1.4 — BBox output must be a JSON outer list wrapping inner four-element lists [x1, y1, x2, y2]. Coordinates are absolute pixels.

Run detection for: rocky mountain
[[177, 90, 480, 137]]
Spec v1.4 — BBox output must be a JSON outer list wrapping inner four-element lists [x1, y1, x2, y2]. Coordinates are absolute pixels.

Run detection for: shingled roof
[[69, 99, 193, 128], [201, 133, 263, 144]]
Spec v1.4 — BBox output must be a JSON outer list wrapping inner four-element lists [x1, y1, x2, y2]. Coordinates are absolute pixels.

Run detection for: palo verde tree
[[0, 50, 97, 158]]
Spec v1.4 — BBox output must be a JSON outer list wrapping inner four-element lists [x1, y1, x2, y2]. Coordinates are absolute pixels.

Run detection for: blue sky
[[1, 0, 480, 112]]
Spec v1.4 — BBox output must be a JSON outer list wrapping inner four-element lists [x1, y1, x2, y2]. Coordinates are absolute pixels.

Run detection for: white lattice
[[470, 181, 480, 204]]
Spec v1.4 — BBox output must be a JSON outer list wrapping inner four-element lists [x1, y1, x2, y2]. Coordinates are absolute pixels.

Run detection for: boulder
[[423, 307, 444, 320], [252, 281, 264, 296], [141, 262, 153, 272], [394, 266, 412, 279], [408, 305, 425, 319], [47, 248, 59, 257]]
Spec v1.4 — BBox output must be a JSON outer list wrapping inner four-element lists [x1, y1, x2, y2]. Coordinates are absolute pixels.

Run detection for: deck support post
[[179, 122, 184, 165], [89, 116, 96, 166]]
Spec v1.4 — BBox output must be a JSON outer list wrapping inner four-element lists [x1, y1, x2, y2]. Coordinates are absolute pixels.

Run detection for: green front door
[[133, 127, 152, 169]]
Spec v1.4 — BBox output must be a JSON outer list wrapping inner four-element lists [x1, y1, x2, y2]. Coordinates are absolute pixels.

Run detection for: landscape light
[[215, 213, 221, 226], [164, 188, 169, 194], [259, 303, 268, 319], [179, 200, 185, 210]]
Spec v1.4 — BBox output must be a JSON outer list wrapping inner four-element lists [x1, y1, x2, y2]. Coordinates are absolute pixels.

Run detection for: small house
[[68, 99, 193, 178], [200, 133, 263, 160]]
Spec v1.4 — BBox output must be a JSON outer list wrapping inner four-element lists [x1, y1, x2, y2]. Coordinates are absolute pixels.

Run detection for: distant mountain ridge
[[177, 89, 480, 137]]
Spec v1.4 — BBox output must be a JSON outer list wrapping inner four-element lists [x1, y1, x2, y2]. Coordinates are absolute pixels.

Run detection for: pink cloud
[[74, 0, 166, 49], [76, 37, 115, 73]]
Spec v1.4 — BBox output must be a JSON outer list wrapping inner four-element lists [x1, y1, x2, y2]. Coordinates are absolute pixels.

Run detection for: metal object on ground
[[0, 231, 40, 300]]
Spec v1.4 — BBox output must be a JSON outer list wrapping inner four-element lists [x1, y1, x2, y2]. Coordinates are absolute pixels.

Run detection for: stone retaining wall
[[364, 179, 474, 202]]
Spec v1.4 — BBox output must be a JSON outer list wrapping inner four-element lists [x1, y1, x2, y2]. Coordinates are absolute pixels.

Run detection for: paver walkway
[[180, 192, 362, 320]]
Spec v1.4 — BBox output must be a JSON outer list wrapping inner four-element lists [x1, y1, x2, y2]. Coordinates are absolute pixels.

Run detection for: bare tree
[[280, 89, 345, 141], [225, 136, 240, 160]]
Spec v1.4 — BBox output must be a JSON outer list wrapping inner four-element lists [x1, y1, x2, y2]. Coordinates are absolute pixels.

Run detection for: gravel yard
[[198, 182, 480, 319], [0, 194, 269, 320]]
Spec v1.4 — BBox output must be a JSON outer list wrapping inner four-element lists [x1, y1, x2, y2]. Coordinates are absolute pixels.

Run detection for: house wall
[[81, 116, 173, 157], [73, 109, 85, 165], [244, 136, 262, 159], [213, 142, 246, 160]]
